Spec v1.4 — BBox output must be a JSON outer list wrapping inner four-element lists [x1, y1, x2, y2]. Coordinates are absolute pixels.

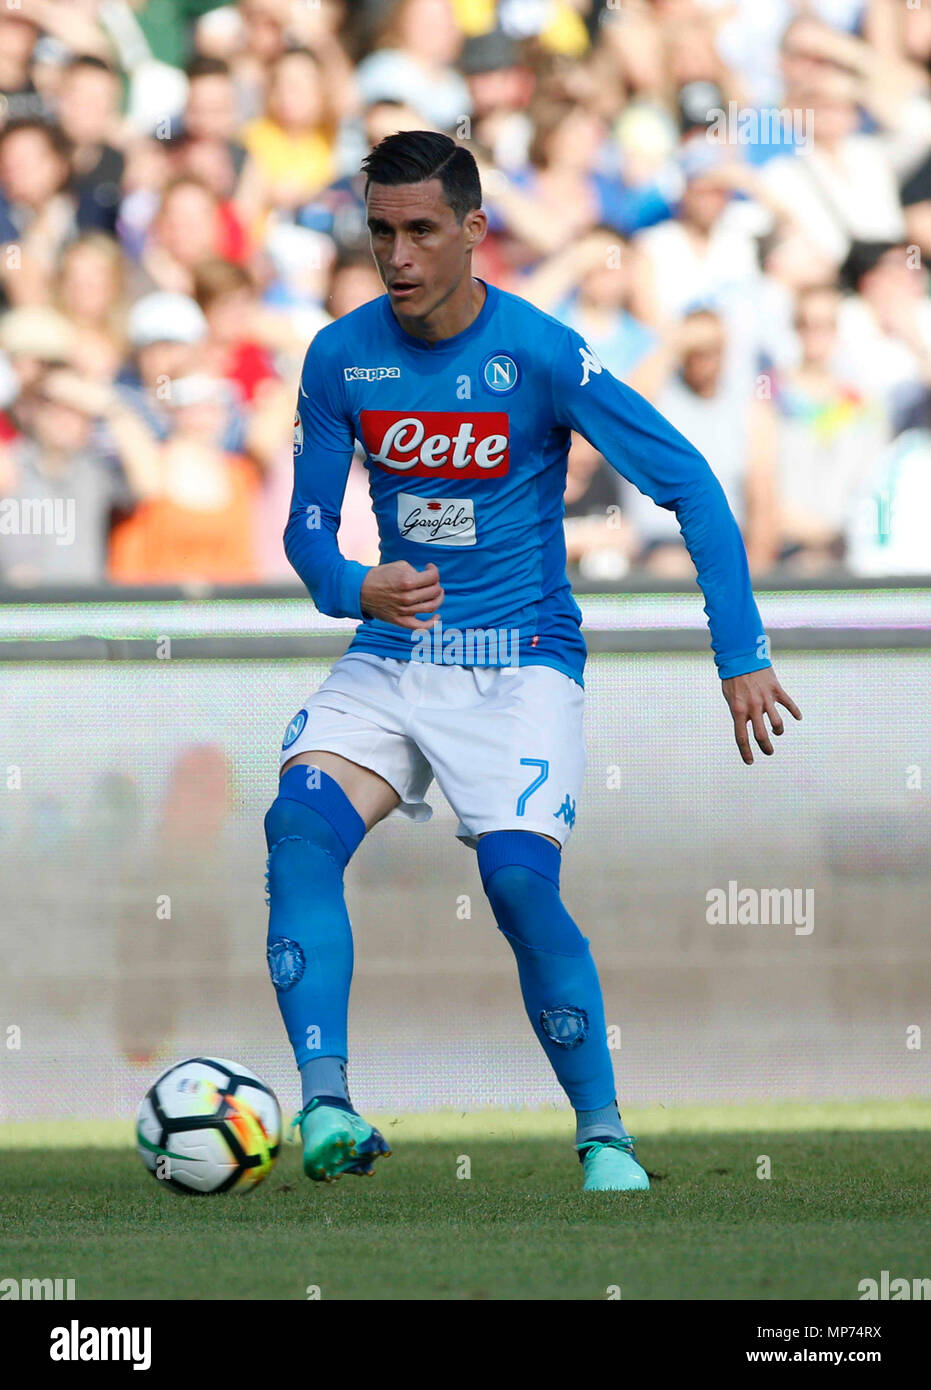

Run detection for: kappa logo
[[361, 410, 509, 478], [344, 366, 401, 382], [578, 343, 603, 387], [553, 794, 576, 827]]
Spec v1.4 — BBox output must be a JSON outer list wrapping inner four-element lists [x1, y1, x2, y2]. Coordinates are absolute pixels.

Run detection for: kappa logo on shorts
[[282, 709, 307, 750], [361, 410, 509, 478], [553, 793, 576, 828]]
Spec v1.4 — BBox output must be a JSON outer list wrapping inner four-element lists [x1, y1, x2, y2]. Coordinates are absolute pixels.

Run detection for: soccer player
[[264, 131, 802, 1192]]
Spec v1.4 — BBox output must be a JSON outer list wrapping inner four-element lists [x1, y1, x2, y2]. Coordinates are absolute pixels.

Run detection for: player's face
[[366, 179, 483, 326]]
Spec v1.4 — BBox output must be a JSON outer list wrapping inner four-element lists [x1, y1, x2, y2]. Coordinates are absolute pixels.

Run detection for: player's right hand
[[360, 561, 444, 630]]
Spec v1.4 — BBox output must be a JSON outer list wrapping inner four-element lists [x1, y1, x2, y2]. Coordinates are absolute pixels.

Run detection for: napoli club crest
[[482, 353, 520, 395], [282, 709, 307, 750]]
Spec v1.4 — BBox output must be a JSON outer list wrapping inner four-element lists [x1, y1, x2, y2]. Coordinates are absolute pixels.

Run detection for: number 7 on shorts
[[516, 758, 549, 816]]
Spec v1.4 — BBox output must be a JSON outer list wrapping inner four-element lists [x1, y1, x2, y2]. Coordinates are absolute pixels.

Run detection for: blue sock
[[575, 1101, 628, 1147], [299, 1056, 352, 1111], [264, 765, 365, 1087], [477, 831, 617, 1112]]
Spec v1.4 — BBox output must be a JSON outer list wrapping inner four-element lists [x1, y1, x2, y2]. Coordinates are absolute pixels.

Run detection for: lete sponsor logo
[[361, 410, 509, 478], [397, 492, 476, 545]]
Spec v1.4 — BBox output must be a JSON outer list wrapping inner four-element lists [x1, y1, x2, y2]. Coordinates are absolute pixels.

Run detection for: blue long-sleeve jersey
[[286, 278, 770, 686]]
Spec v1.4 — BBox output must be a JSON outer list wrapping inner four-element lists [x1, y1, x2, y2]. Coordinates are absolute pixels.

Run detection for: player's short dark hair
[[361, 131, 481, 224]]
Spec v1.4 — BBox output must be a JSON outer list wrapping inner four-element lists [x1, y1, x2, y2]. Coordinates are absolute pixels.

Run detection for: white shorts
[[278, 652, 585, 848]]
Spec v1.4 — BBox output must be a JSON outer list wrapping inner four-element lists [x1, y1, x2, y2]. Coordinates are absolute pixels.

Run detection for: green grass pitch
[[1, 1101, 928, 1301]]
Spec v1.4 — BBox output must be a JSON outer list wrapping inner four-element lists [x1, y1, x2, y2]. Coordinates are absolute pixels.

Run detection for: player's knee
[[264, 794, 309, 849], [477, 833, 586, 957], [264, 820, 343, 919], [263, 798, 340, 869], [484, 865, 586, 956], [264, 765, 365, 862], [264, 770, 367, 917], [482, 862, 547, 921]]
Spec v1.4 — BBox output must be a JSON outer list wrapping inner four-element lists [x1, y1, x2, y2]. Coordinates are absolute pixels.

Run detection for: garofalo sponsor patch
[[396, 492, 476, 545]]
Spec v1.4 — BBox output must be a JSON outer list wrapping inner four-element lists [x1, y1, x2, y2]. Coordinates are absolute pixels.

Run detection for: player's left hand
[[722, 668, 801, 765]]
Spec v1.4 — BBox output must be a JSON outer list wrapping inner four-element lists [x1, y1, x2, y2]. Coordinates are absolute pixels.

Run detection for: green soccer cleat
[[292, 1098, 391, 1183], [577, 1136, 650, 1192]]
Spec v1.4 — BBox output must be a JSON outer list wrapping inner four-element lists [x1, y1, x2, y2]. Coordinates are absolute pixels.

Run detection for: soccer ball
[[136, 1057, 282, 1194]]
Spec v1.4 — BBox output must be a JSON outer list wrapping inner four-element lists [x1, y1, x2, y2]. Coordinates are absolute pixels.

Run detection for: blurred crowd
[[1, 0, 930, 590]]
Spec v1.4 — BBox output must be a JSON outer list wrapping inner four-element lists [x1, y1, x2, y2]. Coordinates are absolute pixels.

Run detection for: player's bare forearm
[[722, 667, 802, 765]]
